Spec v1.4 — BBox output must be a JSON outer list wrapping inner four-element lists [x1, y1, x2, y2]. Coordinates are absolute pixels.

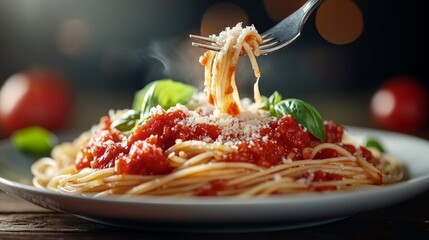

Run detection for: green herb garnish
[[274, 99, 325, 142], [112, 79, 196, 132], [261, 92, 325, 142], [133, 79, 196, 119], [261, 91, 282, 115], [11, 127, 57, 156], [111, 109, 141, 132], [365, 138, 385, 153]]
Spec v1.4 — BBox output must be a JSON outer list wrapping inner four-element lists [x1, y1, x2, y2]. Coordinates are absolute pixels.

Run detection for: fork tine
[[192, 37, 278, 52], [189, 34, 216, 43], [259, 40, 280, 50], [191, 42, 221, 51], [190, 32, 277, 52], [262, 36, 277, 44], [261, 33, 272, 39]]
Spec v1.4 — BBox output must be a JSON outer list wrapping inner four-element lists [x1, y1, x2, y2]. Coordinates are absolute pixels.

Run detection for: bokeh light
[[0, 73, 29, 117], [370, 89, 395, 119], [56, 19, 91, 58], [263, 0, 306, 22], [316, 0, 363, 45], [200, 2, 248, 36]]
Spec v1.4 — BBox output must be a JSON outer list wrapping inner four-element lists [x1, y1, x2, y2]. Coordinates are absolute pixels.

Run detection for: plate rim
[[1, 126, 429, 230], [1, 126, 429, 206]]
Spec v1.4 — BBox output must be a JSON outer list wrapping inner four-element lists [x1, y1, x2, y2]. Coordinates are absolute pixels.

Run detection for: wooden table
[[1, 190, 429, 240]]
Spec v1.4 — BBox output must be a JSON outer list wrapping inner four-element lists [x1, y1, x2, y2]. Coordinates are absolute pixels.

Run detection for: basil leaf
[[268, 91, 282, 106], [268, 91, 282, 115], [274, 98, 325, 142], [138, 81, 158, 120], [366, 138, 385, 153], [111, 110, 141, 132], [261, 91, 282, 115], [133, 79, 196, 120], [11, 127, 58, 156]]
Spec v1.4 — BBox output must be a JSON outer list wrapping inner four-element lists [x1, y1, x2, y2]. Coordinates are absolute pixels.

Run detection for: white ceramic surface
[[1, 127, 429, 232]]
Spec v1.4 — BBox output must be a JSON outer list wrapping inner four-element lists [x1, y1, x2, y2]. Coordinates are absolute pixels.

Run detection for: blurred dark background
[[0, 0, 427, 135]]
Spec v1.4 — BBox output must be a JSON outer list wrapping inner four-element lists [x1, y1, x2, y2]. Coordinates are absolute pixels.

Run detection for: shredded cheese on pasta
[[199, 23, 263, 115]]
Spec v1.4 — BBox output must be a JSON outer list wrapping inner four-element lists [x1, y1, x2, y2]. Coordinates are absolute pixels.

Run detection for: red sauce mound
[[76, 110, 220, 175], [129, 110, 220, 150], [324, 120, 344, 143], [76, 117, 125, 170], [116, 139, 172, 175], [75, 108, 371, 177], [224, 115, 311, 166]]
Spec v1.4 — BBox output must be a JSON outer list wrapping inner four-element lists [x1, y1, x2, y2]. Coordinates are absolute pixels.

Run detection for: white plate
[[1, 127, 429, 232]]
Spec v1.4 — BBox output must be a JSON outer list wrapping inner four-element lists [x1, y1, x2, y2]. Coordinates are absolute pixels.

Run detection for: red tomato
[[0, 68, 73, 136], [370, 76, 428, 133]]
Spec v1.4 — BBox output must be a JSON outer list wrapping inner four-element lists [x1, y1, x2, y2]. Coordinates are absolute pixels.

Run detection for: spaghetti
[[32, 23, 404, 197], [199, 23, 263, 115]]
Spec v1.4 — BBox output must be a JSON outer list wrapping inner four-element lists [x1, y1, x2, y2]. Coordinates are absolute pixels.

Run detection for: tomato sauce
[[76, 110, 221, 175], [196, 179, 229, 196], [226, 102, 240, 116], [224, 115, 311, 166], [303, 170, 344, 191], [75, 109, 373, 178]]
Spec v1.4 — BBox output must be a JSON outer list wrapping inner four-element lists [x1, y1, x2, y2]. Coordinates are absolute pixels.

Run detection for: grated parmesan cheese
[[273, 174, 282, 182], [169, 102, 275, 145]]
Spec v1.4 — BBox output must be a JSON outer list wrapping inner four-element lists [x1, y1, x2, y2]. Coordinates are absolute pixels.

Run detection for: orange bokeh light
[[316, 0, 364, 45], [263, 0, 307, 22], [56, 19, 91, 57], [200, 2, 249, 36]]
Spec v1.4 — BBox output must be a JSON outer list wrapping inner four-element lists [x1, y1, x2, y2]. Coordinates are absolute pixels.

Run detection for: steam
[[137, 37, 262, 97], [137, 37, 204, 89]]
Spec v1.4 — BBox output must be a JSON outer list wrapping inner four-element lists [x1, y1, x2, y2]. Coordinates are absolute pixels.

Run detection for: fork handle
[[262, 0, 322, 54], [301, 0, 323, 25]]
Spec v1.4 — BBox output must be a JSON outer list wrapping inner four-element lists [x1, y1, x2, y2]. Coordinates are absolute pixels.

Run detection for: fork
[[190, 0, 322, 55]]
